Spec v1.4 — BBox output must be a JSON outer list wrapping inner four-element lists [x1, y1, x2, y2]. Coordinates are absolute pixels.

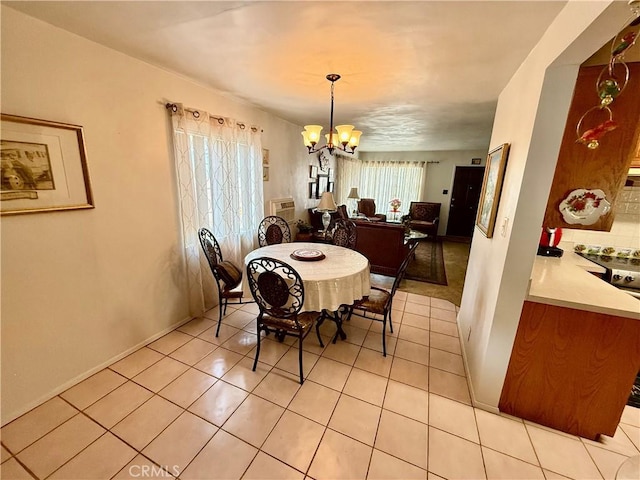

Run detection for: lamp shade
[[317, 192, 337, 212], [335, 125, 354, 145], [347, 187, 360, 199], [302, 125, 323, 145], [348, 130, 362, 148], [325, 132, 340, 147]]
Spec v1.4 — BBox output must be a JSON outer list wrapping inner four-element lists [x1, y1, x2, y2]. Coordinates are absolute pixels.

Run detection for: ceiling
[[5, 1, 568, 152]]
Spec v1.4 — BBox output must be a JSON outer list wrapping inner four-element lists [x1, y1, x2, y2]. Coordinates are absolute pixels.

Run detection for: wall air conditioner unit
[[268, 197, 296, 227]]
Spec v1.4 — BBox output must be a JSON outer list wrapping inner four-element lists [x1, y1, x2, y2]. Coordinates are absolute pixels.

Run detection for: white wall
[[458, 0, 631, 409], [0, 7, 310, 423], [359, 150, 487, 235]]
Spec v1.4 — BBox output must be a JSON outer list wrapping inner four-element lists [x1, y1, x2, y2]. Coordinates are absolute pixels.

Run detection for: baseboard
[[2, 314, 195, 426], [457, 318, 500, 414]]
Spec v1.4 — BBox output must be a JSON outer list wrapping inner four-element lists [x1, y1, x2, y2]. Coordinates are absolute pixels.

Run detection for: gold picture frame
[[1, 114, 94, 215], [476, 143, 510, 238]]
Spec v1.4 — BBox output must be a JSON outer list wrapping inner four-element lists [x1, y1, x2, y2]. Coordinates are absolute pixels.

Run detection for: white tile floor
[[2, 292, 639, 479]]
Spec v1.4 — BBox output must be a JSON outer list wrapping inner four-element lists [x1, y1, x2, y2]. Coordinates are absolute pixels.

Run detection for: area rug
[[405, 239, 448, 286]]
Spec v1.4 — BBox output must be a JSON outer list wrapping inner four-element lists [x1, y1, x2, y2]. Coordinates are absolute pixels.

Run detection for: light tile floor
[[2, 292, 639, 479]]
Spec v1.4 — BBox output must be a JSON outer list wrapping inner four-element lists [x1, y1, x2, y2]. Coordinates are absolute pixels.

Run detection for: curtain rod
[[165, 103, 262, 133]]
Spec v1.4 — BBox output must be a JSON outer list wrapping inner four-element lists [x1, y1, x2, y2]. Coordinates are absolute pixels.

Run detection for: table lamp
[[316, 192, 337, 238], [347, 187, 360, 217]]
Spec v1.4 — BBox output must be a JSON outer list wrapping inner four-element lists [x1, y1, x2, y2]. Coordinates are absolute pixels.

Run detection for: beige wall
[[458, 0, 631, 410], [0, 6, 310, 423]]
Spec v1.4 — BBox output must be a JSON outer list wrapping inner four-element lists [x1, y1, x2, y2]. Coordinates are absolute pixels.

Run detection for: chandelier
[[301, 74, 362, 155]]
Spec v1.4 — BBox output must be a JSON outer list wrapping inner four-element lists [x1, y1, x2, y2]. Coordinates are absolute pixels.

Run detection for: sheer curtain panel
[[168, 104, 263, 315], [336, 157, 425, 214]]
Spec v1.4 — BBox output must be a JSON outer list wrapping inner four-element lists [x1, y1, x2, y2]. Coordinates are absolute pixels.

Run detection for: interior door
[[446, 166, 485, 237]]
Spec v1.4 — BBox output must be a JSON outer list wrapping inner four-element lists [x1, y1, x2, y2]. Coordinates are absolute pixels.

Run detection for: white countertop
[[528, 252, 640, 320]]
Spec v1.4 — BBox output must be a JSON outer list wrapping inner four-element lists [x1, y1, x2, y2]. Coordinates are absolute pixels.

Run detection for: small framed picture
[[316, 174, 329, 199], [263, 166, 269, 182], [328, 181, 334, 193], [310, 165, 318, 179], [471, 157, 482, 165], [328, 168, 334, 182], [262, 148, 269, 165], [308, 181, 316, 199]]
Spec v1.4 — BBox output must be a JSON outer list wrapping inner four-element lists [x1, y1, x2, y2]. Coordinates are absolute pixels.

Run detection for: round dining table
[[243, 242, 371, 313]]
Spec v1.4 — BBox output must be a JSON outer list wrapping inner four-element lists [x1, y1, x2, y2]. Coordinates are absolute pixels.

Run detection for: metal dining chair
[[246, 256, 322, 384], [346, 241, 418, 356], [198, 227, 248, 337], [257, 216, 292, 247]]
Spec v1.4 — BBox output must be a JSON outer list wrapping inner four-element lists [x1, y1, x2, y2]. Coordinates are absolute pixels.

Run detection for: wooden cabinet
[[543, 62, 640, 230], [499, 301, 640, 439]]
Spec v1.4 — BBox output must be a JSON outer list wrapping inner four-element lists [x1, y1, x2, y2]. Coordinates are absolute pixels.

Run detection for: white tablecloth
[[243, 242, 371, 312]]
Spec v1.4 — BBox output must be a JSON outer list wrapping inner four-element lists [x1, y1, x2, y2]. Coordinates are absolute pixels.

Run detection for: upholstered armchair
[[357, 198, 386, 222], [403, 202, 440, 237]]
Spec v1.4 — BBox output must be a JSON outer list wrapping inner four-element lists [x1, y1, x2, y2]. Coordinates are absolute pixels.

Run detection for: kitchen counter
[[528, 252, 640, 320], [502, 251, 640, 439]]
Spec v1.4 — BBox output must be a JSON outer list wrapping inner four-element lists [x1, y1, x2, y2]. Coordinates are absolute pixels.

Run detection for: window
[[169, 105, 263, 314], [336, 157, 425, 214]]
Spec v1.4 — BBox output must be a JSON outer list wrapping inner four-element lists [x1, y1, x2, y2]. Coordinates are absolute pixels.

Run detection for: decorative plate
[[290, 248, 326, 262], [559, 189, 610, 225]]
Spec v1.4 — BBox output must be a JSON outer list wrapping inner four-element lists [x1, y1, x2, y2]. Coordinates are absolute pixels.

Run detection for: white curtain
[[169, 104, 263, 315], [336, 156, 425, 214]]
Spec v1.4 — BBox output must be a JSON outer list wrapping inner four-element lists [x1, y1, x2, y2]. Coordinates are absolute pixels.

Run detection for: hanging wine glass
[[575, 106, 617, 150], [596, 61, 629, 106]]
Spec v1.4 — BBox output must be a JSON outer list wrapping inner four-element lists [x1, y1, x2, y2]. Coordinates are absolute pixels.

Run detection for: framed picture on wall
[[476, 143, 510, 238], [0, 114, 94, 216], [262, 148, 269, 165], [328, 181, 334, 193], [316, 174, 329, 199], [309, 181, 316, 199], [310, 165, 318, 179]]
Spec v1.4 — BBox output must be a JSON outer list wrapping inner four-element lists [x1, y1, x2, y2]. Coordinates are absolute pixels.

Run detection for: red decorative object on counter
[[538, 227, 564, 257]]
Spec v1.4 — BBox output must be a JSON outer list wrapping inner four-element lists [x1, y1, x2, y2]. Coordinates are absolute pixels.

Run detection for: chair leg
[[216, 299, 224, 337], [388, 308, 393, 334], [346, 306, 354, 323], [315, 312, 325, 348], [298, 335, 304, 384], [382, 315, 387, 357], [252, 325, 261, 372]]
